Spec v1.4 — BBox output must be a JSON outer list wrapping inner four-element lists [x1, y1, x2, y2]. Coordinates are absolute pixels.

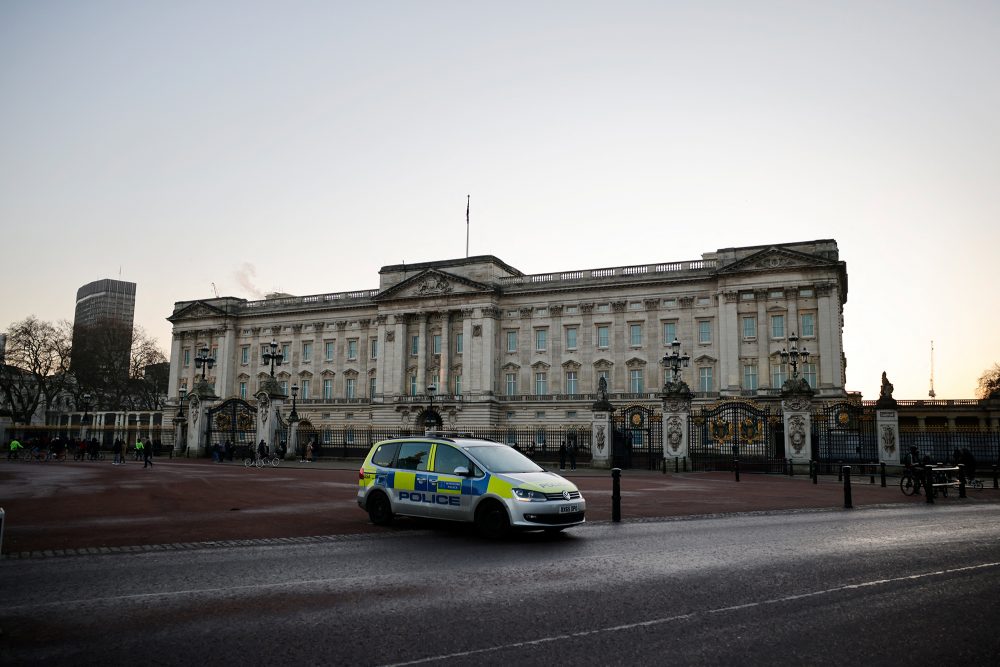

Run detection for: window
[[566, 305, 578, 314], [630, 369, 644, 393], [345, 378, 356, 399], [369, 377, 377, 398], [629, 324, 642, 346], [597, 303, 610, 313], [506, 331, 518, 352], [535, 329, 547, 352], [597, 325, 609, 348], [432, 444, 470, 475], [771, 315, 785, 339], [799, 288, 814, 298], [301, 380, 310, 399], [183, 349, 191, 367], [696, 296, 710, 306], [325, 341, 335, 361], [743, 364, 758, 390], [566, 371, 578, 395], [323, 379, 333, 399], [454, 374, 462, 395], [455, 333, 463, 354], [772, 364, 788, 387], [803, 362, 817, 388], [505, 373, 517, 395], [630, 301, 642, 310], [801, 313, 815, 338], [566, 410, 577, 418], [698, 367, 713, 393], [698, 320, 712, 344], [432, 334, 442, 355], [241, 346, 249, 365], [410, 335, 419, 356], [396, 442, 431, 471], [346, 339, 358, 360], [302, 342, 312, 363], [280, 380, 289, 395], [281, 344, 290, 363], [239, 382, 247, 399], [663, 321, 676, 345], [565, 327, 578, 349], [370, 338, 378, 360], [409, 375, 417, 396], [742, 316, 757, 340], [534, 372, 547, 395], [210, 347, 217, 360], [769, 289, 784, 298]]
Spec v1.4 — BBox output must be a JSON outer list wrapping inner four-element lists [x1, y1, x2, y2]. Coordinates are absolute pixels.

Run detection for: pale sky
[[1, 0, 998, 400]]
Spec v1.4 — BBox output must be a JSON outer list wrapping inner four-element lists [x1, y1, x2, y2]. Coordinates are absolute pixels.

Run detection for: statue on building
[[876, 371, 898, 409]]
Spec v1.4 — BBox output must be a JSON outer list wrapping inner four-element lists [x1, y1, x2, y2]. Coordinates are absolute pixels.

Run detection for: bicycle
[[900, 469, 920, 496], [966, 477, 984, 490], [243, 454, 280, 468]]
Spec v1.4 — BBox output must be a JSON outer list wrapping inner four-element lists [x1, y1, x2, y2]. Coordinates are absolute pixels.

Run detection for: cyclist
[[7, 438, 23, 460], [960, 448, 978, 485], [904, 446, 923, 495]]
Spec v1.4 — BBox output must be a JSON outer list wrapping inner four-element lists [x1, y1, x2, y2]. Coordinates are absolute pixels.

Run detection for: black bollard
[[789, 459, 795, 478], [683, 457, 688, 472], [870, 465, 875, 485], [837, 461, 844, 482], [994, 465, 998, 490], [959, 464, 967, 499], [812, 460, 818, 485], [925, 466, 935, 504], [843, 466, 853, 509], [611, 468, 622, 522], [675, 456, 679, 473], [880, 462, 886, 488], [734, 458, 740, 482]]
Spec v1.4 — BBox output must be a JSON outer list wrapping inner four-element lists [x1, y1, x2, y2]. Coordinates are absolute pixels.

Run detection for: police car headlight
[[512, 488, 547, 502]]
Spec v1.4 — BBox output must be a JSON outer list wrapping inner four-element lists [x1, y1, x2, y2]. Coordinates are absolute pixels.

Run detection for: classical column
[[817, 284, 838, 388], [439, 311, 451, 394], [168, 334, 182, 398], [719, 291, 740, 393], [394, 314, 408, 396], [480, 307, 499, 397], [417, 313, 428, 394], [374, 315, 388, 401], [461, 309, 474, 396], [218, 323, 236, 398], [755, 290, 769, 389]]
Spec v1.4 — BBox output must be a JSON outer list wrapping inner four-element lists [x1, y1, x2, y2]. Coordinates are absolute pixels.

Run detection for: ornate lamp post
[[289, 383, 299, 422], [424, 383, 437, 431], [779, 333, 810, 380], [174, 387, 188, 452], [262, 339, 283, 377], [194, 346, 215, 382], [661, 337, 690, 385], [79, 392, 92, 440]]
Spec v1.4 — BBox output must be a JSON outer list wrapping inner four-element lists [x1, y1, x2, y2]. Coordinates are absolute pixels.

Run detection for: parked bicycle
[[243, 454, 280, 468]]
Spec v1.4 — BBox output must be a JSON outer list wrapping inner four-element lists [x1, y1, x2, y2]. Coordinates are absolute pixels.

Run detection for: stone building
[[166, 240, 849, 435]]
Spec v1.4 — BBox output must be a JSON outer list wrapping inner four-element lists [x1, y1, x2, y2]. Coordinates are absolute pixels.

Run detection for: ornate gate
[[689, 399, 778, 471], [814, 401, 877, 464], [611, 405, 662, 470], [206, 399, 257, 459]]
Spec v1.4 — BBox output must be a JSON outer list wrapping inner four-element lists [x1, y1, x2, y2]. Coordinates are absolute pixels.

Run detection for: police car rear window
[[465, 446, 543, 474], [371, 443, 399, 467]]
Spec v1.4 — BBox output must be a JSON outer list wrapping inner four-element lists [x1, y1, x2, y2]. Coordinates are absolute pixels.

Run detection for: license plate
[[559, 504, 579, 514]]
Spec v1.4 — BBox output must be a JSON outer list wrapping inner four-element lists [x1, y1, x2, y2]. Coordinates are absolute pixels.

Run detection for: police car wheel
[[367, 491, 393, 526], [475, 500, 510, 539]]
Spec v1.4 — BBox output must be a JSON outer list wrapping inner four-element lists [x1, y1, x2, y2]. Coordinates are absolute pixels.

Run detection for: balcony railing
[[498, 259, 718, 287]]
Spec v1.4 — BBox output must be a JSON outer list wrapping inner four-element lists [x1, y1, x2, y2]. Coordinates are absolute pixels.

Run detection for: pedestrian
[[257, 439, 267, 462], [112, 438, 122, 465], [7, 437, 22, 460], [559, 440, 567, 470], [569, 440, 577, 471], [135, 438, 145, 464], [305, 441, 313, 463], [142, 437, 154, 469], [310, 439, 318, 463]]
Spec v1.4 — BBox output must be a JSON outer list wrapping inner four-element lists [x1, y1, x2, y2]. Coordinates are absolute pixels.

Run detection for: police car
[[357, 435, 585, 537]]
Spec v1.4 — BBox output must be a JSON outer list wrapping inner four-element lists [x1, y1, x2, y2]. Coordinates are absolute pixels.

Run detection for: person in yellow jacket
[[7, 438, 23, 460]]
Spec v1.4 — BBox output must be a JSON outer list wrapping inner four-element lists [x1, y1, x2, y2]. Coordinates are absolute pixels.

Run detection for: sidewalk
[[1, 458, 997, 556]]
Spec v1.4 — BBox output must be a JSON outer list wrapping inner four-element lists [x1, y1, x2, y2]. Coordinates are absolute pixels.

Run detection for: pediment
[[374, 269, 496, 301], [717, 246, 838, 275], [167, 301, 229, 322], [502, 362, 521, 372], [693, 354, 717, 363], [530, 361, 551, 371], [593, 358, 614, 370], [625, 357, 647, 368], [561, 360, 581, 371]]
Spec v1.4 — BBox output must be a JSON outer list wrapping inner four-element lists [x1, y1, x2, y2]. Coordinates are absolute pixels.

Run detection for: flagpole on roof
[[466, 195, 470, 258]]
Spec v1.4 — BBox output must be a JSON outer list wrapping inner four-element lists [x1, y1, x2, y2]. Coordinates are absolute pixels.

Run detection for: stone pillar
[[590, 378, 615, 469], [662, 381, 693, 461], [287, 420, 299, 461], [875, 385, 900, 465], [255, 381, 287, 453], [781, 381, 813, 464], [417, 314, 428, 394], [185, 381, 219, 457]]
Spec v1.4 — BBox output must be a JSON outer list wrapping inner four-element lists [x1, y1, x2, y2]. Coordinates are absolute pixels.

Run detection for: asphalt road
[[2, 503, 999, 665]]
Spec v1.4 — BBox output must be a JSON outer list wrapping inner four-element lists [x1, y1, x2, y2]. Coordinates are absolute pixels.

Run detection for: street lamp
[[79, 392, 92, 440], [661, 338, 690, 384], [289, 383, 299, 422], [424, 383, 437, 431], [779, 332, 810, 379], [262, 339, 283, 377], [194, 346, 215, 381], [176, 388, 187, 420]]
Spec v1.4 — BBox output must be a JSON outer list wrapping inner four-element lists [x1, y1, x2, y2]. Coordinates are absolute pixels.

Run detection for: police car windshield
[[464, 446, 544, 474]]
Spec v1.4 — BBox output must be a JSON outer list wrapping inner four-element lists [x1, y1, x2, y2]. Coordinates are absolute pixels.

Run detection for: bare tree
[[0, 316, 74, 426], [126, 328, 169, 410], [74, 324, 168, 410], [977, 363, 1000, 399]]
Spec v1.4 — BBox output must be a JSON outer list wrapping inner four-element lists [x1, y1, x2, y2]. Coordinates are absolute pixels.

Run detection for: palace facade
[[165, 240, 849, 433]]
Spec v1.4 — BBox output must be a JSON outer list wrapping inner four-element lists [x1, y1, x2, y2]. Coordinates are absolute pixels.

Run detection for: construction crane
[[928, 340, 936, 398]]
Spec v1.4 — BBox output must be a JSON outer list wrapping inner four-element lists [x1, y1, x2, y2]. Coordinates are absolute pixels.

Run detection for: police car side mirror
[[454, 466, 471, 477]]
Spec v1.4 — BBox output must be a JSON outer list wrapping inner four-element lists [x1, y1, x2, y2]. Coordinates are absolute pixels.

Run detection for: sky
[[1, 0, 998, 400]]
